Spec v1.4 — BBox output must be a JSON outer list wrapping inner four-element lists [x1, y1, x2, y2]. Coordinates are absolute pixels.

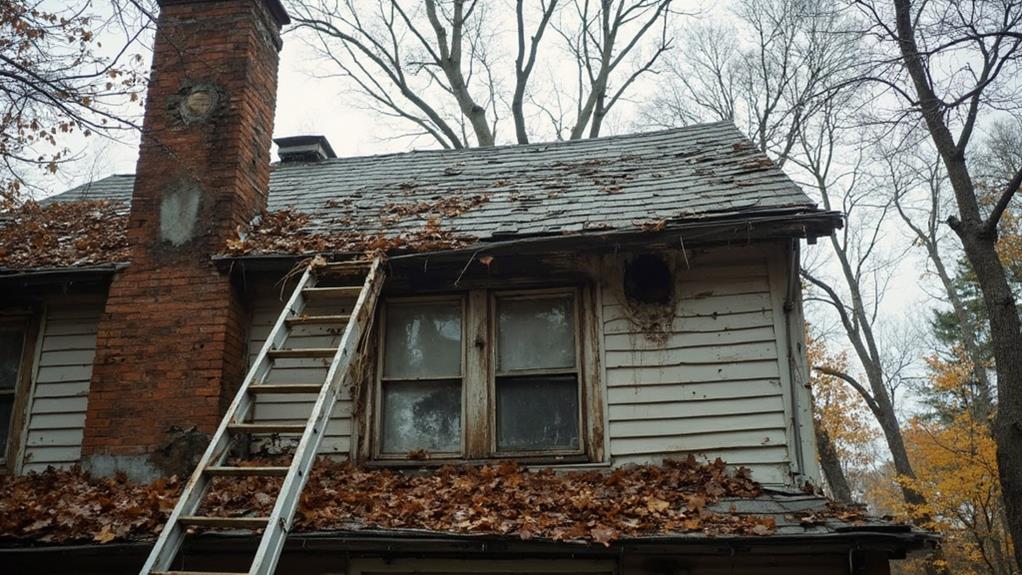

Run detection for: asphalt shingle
[[49, 122, 825, 244]]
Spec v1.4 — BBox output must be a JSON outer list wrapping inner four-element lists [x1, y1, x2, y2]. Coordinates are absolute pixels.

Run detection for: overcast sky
[[30, 1, 936, 414]]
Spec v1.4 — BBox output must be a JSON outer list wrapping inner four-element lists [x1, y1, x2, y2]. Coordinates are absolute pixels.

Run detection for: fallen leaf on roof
[[0, 457, 806, 546], [224, 208, 477, 257], [0, 200, 129, 269]]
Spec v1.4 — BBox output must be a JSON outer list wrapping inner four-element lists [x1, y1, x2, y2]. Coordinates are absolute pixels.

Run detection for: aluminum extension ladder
[[140, 256, 385, 575]]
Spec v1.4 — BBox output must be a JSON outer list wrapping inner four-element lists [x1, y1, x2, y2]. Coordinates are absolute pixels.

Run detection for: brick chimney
[[82, 0, 289, 480]]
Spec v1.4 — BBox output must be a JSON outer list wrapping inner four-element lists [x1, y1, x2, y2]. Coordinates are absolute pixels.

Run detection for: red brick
[[83, 0, 282, 456]]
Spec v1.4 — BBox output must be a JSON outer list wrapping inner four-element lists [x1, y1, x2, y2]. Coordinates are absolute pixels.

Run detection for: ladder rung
[[228, 423, 307, 434], [205, 466, 290, 477], [302, 286, 363, 299], [320, 259, 373, 269], [249, 384, 322, 394], [285, 314, 351, 326], [152, 571, 249, 575], [178, 516, 269, 529], [267, 348, 336, 359]]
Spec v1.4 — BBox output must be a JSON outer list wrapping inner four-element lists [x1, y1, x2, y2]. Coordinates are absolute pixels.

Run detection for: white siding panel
[[601, 248, 793, 485], [606, 361, 781, 386], [609, 395, 786, 421], [607, 379, 783, 404], [20, 302, 102, 472], [609, 428, 788, 456], [248, 291, 354, 457]]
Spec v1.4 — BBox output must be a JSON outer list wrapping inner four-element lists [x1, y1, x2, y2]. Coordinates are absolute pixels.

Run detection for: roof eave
[[0, 262, 127, 287], [0, 526, 937, 559], [212, 208, 843, 273]]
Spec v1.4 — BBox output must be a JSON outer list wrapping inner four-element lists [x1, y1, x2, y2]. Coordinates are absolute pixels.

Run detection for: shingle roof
[[49, 122, 829, 244]]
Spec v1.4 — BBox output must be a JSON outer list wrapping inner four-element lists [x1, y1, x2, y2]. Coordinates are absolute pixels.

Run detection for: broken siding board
[[603, 325, 777, 351], [607, 379, 783, 404], [602, 292, 773, 320], [604, 341, 778, 367], [602, 309, 775, 335], [609, 412, 787, 438], [605, 361, 781, 386]]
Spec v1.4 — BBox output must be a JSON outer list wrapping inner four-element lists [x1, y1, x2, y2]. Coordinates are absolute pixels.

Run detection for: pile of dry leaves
[[0, 200, 130, 269], [0, 457, 795, 546], [224, 208, 476, 257]]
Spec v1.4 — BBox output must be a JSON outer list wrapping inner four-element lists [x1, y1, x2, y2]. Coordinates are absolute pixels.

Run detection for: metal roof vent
[[274, 135, 337, 163]]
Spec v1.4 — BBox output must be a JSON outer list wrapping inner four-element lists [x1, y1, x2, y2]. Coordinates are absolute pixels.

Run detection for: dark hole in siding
[[624, 254, 673, 305]]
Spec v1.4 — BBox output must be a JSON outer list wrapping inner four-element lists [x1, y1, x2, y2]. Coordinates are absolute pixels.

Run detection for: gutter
[[0, 262, 127, 288], [0, 527, 938, 558], [212, 210, 843, 272]]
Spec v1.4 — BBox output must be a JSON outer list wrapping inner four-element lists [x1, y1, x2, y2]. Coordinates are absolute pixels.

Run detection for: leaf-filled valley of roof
[[0, 200, 129, 269], [223, 194, 491, 257], [0, 457, 839, 547]]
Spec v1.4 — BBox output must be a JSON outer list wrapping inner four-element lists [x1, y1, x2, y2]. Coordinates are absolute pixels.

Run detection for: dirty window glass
[[381, 380, 461, 453], [0, 327, 25, 457], [381, 300, 463, 455], [497, 296, 574, 372], [384, 301, 462, 379], [496, 375, 579, 451]]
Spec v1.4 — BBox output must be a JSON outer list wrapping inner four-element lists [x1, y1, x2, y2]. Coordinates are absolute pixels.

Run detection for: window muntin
[[379, 299, 464, 456], [494, 293, 581, 453], [0, 325, 26, 462]]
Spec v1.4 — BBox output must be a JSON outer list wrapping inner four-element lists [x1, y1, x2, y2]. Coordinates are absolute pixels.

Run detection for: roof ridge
[[271, 121, 743, 168]]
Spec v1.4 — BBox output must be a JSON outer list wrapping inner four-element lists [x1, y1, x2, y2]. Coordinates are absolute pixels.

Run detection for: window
[[373, 288, 599, 462], [379, 299, 463, 456], [494, 293, 580, 453], [0, 318, 31, 469]]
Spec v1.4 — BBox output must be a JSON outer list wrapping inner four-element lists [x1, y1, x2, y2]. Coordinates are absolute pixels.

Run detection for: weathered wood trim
[[464, 290, 489, 458], [585, 283, 607, 463], [766, 242, 800, 483], [790, 243, 820, 484], [3, 309, 41, 474]]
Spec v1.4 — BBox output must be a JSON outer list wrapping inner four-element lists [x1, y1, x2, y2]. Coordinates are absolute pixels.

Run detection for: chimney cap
[[274, 135, 337, 163]]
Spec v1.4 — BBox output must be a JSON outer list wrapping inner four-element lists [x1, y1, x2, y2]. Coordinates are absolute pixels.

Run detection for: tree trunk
[[814, 423, 854, 504], [958, 230, 1022, 571], [889, 0, 1022, 564]]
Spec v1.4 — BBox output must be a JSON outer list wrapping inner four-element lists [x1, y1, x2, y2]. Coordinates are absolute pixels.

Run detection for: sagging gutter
[[211, 209, 844, 274]]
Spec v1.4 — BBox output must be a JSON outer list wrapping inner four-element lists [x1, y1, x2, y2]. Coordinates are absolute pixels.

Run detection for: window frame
[[367, 284, 604, 465], [372, 294, 468, 461], [488, 287, 585, 458], [0, 311, 39, 475]]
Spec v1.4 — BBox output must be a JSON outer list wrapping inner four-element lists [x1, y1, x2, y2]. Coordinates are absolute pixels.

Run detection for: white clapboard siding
[[248, 291, 355, 456], [20, 302, 102, 473], [602, 248, 793, 484]]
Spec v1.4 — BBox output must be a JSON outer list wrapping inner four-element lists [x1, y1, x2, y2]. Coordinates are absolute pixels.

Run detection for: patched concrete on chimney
[[83, 454, 162, 483], [159, 178, 202, 246], [83, 426, 210, 482]]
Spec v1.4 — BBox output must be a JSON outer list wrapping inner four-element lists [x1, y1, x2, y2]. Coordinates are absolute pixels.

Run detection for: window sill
[[364, 454, 595, 469]]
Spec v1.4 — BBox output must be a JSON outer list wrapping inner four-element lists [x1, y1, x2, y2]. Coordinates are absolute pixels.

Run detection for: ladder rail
[[249, 257, 385, 575], [140, 266, 317, 574]]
